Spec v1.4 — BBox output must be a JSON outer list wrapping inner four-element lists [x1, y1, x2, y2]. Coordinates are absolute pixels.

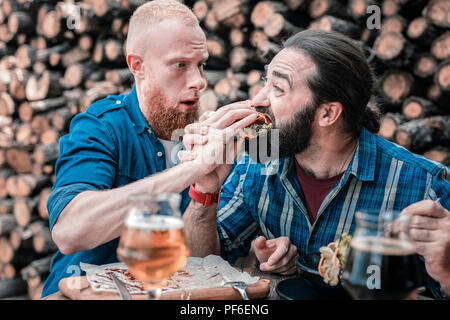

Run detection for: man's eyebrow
[[272, 70, 292, 88], [167, 53, 209, 62]]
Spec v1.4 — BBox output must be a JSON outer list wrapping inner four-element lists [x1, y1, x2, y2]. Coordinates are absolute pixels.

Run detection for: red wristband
[[189, 184, 219, 207]]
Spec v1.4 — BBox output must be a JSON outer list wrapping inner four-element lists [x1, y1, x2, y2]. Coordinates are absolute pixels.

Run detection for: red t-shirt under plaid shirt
[[295, 160, 344, 224]]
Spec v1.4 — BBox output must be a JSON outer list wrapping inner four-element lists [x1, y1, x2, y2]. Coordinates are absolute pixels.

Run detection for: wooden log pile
[[0, 0, 449, 299]]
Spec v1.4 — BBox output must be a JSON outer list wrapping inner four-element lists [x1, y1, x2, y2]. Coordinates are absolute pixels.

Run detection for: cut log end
[[382, 71, 413, 104], [424, 0, 450, 28], [374, 32, 405, 60], [394, 129, 411, 148], [436, 62, 450, 92]]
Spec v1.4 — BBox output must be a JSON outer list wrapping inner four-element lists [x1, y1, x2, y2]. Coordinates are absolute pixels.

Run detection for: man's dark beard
[[143, 85, 198, 141], [277, 103, 316, 158], [245, 103, 316, 162]]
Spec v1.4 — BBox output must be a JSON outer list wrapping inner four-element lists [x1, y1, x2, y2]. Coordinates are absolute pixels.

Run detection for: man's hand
[[252, 236, 298, 276], [402, 200, 450, 291], [178, 101, 258, 193]]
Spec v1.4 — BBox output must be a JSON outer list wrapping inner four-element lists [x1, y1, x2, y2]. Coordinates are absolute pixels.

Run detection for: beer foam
[[125, 213, 184, 230], [351, 236, 416, 255]]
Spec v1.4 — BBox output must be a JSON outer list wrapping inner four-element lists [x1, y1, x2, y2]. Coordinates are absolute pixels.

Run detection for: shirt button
[[115, 100, 121, 104], [157, 151, 163, 157]]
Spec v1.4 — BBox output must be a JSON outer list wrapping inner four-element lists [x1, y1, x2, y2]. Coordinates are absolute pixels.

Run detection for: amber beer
[[117, 215, 189, 285], [342, 236, 423, 300]]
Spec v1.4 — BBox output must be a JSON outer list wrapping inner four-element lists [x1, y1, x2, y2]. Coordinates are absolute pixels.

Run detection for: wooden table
[[43, 250, 432, 300], [43, 250, 288, 300]]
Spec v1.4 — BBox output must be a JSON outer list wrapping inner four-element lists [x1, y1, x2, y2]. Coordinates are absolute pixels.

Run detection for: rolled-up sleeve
[[217, 156, 259, 264], [429, 166, 450, 210], [425, 165, 450, 299], [47, 112, 118, 231]]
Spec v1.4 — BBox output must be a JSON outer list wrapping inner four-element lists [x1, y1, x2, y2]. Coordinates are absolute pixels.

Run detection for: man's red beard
[[143, 84, 198, 141]]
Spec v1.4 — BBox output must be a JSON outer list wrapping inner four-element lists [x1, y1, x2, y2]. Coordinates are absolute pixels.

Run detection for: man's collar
[[123, 85, 152, 134], [281, 127, 377, 182], [347, 127, 376, 182]]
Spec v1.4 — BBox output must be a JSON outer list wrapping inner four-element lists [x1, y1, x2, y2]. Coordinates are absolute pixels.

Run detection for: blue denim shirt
[[41, 86, 190, 297]]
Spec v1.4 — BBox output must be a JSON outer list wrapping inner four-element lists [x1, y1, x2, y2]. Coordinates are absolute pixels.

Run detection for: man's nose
[[251, 87, 270, 108], [188, 68, 207, 91]]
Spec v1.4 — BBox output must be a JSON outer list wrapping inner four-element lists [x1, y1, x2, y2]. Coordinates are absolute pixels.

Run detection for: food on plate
[[318, 233, 352, 286]]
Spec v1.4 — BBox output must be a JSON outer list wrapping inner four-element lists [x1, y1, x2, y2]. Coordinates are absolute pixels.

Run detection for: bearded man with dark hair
[[181, 30, 450, 300]]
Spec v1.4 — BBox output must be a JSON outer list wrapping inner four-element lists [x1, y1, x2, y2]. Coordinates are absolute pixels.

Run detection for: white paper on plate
[[80, 255, 259, 294]]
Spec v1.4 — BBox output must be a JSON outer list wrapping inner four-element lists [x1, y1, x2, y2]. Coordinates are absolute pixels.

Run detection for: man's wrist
[[194, 182, 220, 194]]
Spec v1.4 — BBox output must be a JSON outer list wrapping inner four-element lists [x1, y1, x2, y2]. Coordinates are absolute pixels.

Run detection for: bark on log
[[0, 199, 14, 215], [394, 115, 450, 151], [309, 0, 349, 20], [25, 71, 64, 101], [18, 97, 67, 122], [211, 0, 251, 29], [309, 15, 360, 39], [406, 17, 438, 48], [6, 174, 51, 198], [33, 144, 59, 166], [423, 146, 450, 166], [0, 214, 16, 236], [33, 229, 57, 254], [264, 13, 302, 42], [9, 69, 31, 101], [0, 278, 27, 298]]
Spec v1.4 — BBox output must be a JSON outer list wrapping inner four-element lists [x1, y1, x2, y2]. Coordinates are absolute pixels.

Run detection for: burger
[[240, 112, 272, 139]]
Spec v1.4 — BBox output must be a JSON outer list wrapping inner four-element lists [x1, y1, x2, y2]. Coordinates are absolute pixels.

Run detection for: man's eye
[[273, 85, 284, 93], [175, 62, 186, 68]]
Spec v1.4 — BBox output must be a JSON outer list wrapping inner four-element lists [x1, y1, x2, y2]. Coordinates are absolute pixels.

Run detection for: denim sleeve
[[47, 112, 118, 230], [47, 183, 98, 231]]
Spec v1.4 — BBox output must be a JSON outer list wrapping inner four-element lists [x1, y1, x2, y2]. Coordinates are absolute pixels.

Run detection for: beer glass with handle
[[117, 193, 189, 299], [342, 210, 424, 300]]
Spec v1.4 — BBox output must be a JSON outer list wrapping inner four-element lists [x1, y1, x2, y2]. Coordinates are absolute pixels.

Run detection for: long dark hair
[[284, 30, 380, 136]]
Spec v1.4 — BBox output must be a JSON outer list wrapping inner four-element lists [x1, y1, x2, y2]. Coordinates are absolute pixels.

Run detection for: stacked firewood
[[0, 0, 449, 299]]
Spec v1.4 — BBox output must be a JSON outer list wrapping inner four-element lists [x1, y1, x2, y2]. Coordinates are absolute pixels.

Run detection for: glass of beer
[[342, 210, 423, 300], [117, 193, 189, 299]]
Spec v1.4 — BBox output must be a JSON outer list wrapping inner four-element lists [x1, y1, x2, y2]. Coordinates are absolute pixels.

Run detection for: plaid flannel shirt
[[217, 127, 449, 299]]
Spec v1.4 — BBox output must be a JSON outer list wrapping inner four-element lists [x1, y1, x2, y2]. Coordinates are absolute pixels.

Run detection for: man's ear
[[127, 54, 145, 80], [316, 102, 343, 127]]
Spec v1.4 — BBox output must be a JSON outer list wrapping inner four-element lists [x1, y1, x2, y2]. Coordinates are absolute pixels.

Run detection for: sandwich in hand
[[318, 233, 352, 286], [240, 111, 272, 139]]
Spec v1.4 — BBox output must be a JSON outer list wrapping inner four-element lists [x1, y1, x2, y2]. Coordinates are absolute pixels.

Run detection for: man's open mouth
[[179, 99, 198, 112]]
